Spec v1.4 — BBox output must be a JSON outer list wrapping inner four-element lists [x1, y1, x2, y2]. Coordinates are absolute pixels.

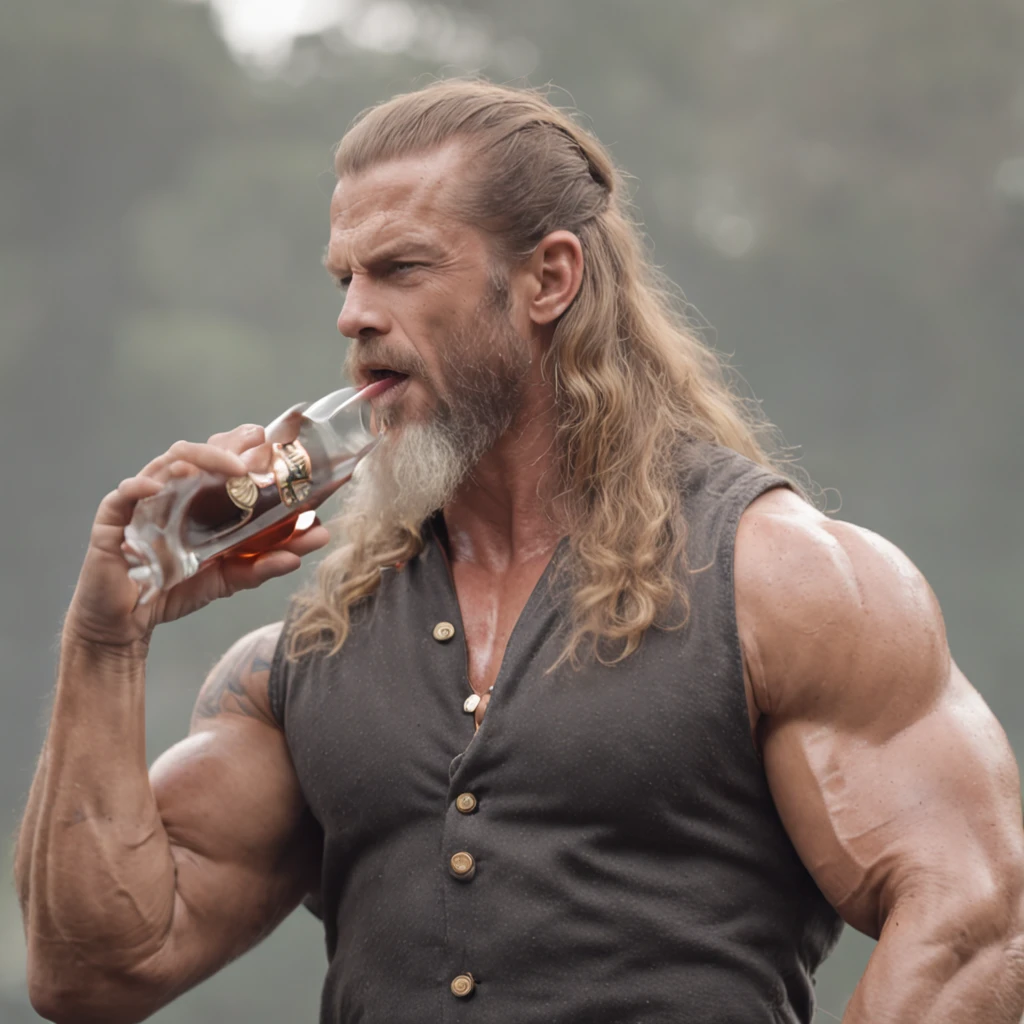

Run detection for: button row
[[448, 776, 476, 998], [445, 616, 478, 996]]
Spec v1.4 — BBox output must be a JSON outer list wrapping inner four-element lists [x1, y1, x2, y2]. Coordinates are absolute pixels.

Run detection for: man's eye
[[391, 262, 419, 274], [336, 275, 352, 290]]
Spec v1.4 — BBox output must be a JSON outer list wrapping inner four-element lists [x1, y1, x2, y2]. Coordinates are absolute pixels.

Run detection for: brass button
[[455, 792, 477, 814], [450, 973, 475, 998], [449, 851, 476, 879], [433, 621, 456, 642], [463, 693, 481, 714]]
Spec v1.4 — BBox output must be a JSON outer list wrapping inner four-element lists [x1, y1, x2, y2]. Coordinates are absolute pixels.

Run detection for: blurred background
[[2, 0, 1022, 1020]]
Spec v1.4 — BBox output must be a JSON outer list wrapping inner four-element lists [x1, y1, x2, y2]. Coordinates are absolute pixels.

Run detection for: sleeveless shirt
[[269, 441, 843, 1024]]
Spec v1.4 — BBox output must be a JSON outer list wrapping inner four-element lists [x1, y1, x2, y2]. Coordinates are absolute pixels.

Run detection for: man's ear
[[525, 230, 584, 326]]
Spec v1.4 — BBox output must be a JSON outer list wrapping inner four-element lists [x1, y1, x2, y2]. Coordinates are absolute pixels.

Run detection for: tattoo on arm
[[190, 629, 278, 728]]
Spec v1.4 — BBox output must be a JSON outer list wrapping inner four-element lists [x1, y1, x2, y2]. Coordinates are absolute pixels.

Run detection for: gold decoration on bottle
[[226, 474, 258, 509], [272, 441, 313, 506], [225, 474, 258, 524]]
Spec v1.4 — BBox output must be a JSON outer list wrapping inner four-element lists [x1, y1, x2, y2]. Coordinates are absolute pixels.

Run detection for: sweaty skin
[[16, 145, 1024, 1023]]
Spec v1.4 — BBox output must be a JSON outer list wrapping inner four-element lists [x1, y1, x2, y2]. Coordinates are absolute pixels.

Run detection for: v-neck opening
[[425, 514, 569, 758]]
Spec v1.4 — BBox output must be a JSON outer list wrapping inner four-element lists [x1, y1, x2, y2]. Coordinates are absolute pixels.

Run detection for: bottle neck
[[299, 386, 378, 471], [303, 415, 378, 472]]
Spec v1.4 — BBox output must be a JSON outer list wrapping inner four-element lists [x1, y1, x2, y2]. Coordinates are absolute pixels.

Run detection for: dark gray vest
[[269, 442, 842, 1024]]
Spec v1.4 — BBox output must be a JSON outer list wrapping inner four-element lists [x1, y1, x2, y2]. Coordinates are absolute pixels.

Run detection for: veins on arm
[[190, 625, 281, 729]]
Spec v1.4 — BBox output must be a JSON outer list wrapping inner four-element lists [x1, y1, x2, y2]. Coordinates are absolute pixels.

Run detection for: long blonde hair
[[289, 79, 788, 668]]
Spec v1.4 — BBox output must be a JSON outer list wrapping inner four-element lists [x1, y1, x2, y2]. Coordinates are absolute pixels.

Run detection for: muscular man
[[16, 80, 1024, 1024]]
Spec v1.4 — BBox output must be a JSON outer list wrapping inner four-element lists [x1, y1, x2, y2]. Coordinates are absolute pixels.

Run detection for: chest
[[282, 544, 765, 847], [451, 556, 554, 699]]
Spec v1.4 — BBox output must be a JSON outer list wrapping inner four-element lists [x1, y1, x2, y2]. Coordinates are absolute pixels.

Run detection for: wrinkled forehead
[[328, 144, 471, 263]]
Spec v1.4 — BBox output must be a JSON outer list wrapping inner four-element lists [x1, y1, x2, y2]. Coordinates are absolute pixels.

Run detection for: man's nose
[[337, 276, 391, 339]]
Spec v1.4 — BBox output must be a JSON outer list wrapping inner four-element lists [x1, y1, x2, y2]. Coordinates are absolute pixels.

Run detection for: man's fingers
[[207, 423, 265, 455], [117, 475, 164, 502], [217, 519, 329, 592], [265, 406, 306, 445], [223, 550, 302, 591], [166, 460, 199, 479], [94, 474, 170, 529], [252, 550, 303, 581], [136, 425, 267, 488], [161, 440, 247, 476], [280, 523, 331, 557], [139, 440, 248, 481], [241, 441, 275, 475]]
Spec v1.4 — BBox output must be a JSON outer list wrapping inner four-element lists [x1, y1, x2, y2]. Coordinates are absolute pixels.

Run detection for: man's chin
[[341, 415, 465, 529]]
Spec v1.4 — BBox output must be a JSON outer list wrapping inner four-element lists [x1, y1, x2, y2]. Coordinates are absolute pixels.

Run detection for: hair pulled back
[[291, 79, 785, 668]]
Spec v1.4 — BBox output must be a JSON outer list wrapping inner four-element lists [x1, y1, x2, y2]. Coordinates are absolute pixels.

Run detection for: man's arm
[[736, 488, 1024, 1024], [18, 623, 320, 1024]]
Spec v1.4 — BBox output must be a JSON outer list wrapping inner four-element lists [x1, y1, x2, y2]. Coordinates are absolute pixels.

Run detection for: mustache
[[344, 342, 429, 381]]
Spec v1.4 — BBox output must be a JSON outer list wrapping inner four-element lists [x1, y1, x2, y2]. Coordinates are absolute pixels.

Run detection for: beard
[[339, 277, 532, 535]]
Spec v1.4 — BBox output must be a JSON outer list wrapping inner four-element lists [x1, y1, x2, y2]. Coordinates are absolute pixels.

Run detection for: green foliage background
[[2, 0, 1022, 1019]]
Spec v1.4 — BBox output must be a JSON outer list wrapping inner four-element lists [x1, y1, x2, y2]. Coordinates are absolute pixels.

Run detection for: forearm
[[19, 635, 177, 978], [15, 737, 53, 917], [843, 901, 1024, 1024]]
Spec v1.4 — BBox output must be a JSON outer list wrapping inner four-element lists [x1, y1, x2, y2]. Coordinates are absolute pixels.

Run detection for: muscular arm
[[16, 623, 320, 1024], [736, 489, 1024, 1024]]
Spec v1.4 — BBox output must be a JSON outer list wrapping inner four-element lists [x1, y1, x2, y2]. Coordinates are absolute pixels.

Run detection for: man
[[16, 80, 1024, 1024]]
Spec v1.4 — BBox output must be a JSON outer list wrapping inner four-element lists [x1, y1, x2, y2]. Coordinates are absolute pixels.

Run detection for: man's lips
[[358, 374, 409, 400]]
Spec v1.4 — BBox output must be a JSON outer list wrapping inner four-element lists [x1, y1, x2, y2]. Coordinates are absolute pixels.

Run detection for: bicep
[[737, 498, 1024, 938], [764, 665, 1024, 937], [141, 627, 320, 994]]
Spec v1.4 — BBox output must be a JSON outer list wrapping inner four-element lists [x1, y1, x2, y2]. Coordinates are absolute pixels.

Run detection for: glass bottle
[[123, 384, 382, 605]]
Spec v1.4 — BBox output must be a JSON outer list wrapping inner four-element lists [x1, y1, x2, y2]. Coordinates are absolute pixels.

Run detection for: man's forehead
[[328, 145, 468, 256]]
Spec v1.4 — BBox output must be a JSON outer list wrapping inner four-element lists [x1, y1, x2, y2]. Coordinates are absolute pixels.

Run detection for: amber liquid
[[181, 431, 335, 565], [229, 513, 304, 559]]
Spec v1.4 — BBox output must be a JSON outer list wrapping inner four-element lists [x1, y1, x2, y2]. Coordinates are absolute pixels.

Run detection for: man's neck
[[440, 386, 565, 573]]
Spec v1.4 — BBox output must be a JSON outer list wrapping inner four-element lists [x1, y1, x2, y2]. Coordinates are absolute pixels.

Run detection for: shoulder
[[734, 487, 949, 726], [190, 622, 285, 732]]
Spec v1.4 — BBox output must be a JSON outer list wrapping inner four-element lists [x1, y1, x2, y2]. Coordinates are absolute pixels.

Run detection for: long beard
[[338, 285, 531, 536]]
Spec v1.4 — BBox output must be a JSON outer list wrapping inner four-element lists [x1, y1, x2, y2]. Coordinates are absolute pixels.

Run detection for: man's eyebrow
[[321, 248, 344, 277], [322, 239, 445, 276]]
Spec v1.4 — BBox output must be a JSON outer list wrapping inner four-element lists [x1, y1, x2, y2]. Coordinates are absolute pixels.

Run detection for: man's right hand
[[18, 418, 327, 1022], [65, 422, 331, 650]]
